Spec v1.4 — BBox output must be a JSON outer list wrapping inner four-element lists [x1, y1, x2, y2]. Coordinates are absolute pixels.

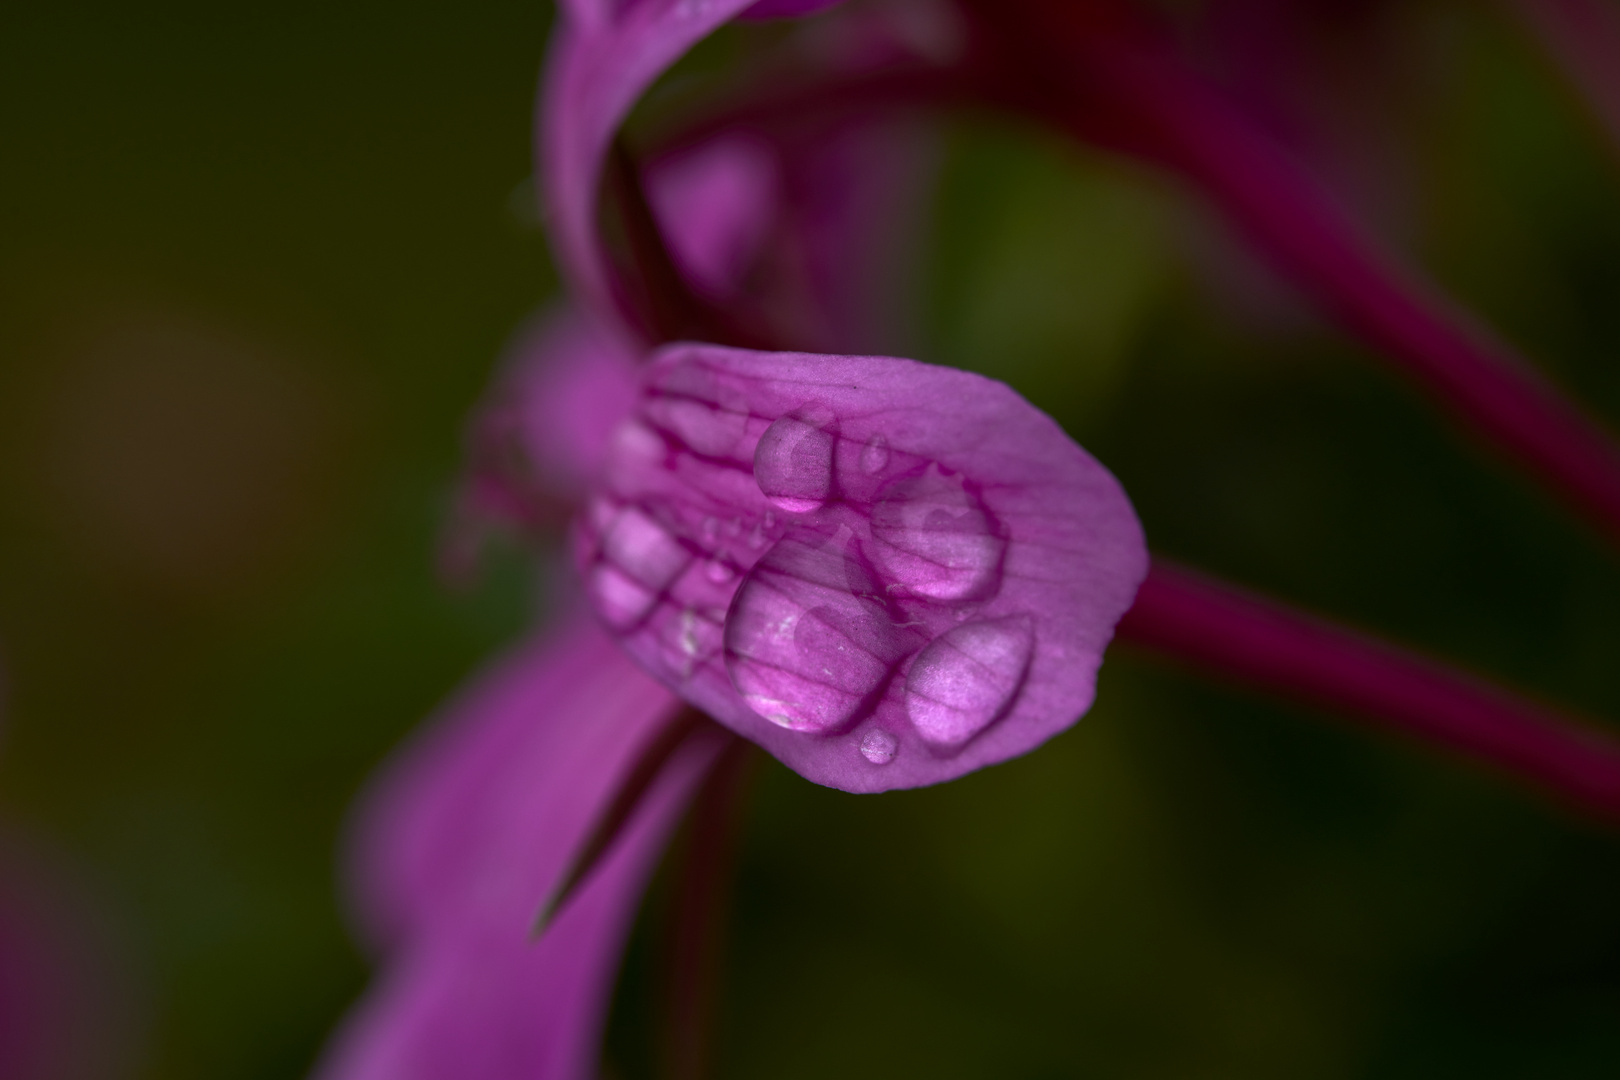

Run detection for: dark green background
[[2, 2, 1618, 1077]]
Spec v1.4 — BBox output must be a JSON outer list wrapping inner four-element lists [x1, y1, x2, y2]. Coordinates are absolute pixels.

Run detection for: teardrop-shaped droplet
[[859, 729, 898, 765], [860, 434, 890, 475], [870, 464, 1006, 601], [724, 528, 902, 733], [754, 407, 836, 513], [704, 558, 736, 584], [589, 503, 690, 629], [905, 616, 1034, 751]]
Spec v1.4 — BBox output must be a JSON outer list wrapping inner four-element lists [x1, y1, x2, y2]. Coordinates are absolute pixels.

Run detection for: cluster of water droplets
[[583, 370, 1036, 769]]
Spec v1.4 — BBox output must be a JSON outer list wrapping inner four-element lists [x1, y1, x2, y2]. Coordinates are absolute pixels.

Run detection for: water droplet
[[704, 558, 736, 584], [724, 529, 902, 733], [905, 616, 1034, 751], [754, 407, 836, 513], [859, 729, 898, 765], [679, 608, 700, 657], [590, 506, 690, 628], [860, 434, 890, 475], [763, 510, 777, 529], [870, 464, 1005, 601], [747, 523, 766, 550], [701, 516, 719, 544]]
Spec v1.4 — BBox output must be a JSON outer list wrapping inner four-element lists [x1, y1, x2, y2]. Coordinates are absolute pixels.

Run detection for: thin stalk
[[1510, 0, 1620, 167], [1117, 560, 1620, 823], [660, 739, 757, 1080], [970, 0, 1620, 549]]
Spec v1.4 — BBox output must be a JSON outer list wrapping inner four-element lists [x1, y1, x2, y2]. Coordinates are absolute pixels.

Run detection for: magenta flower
[[581, 342, 1144, 790], [321, 1, 1620, 1076]]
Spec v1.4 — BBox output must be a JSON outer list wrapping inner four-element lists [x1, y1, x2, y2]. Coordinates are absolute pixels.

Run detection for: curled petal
[[577, 344, 1148, 792], [540, 0, 776, 318]]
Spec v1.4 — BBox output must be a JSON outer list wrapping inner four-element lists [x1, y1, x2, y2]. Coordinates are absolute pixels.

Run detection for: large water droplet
[[905, 616, 1034, 751], [869, 464, 1006, 601], [860, 729, 898, 765], [860, 434, 890, 475], [590, 505, 690, 629], [724, 529, 901, 733], [754, 407, 836, 513]]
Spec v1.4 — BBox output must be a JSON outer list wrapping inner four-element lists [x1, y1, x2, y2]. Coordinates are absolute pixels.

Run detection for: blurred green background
[[3, 2, 1620, 1078]]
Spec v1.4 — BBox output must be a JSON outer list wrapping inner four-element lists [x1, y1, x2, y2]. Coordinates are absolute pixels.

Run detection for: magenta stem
[[661, 739, 754, 1080], [978, 1, 1620, 548], [1510, 0, 1620, 166], [1116, 560, 1620, 822]]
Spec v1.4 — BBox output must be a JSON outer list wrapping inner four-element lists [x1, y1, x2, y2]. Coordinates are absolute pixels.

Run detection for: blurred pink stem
[[978, 1, 1620, 547], [1117, 560, 1620, 822], [1511, 0, 1620, 163]]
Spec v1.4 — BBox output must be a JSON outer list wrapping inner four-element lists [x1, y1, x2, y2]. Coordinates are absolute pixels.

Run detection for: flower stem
[[971, 0, 1620, 549], [1510, 0, 1620, 169], [1116, 559, 1620, 823], [661, 739, 756, 1080]]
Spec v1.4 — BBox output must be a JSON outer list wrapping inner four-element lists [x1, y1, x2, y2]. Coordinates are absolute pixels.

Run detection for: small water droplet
[[905, 616, 1034, 751], [701, 516, 719, 543], [589, 506, 690, 629], [747, 523, 766, 549], [724, 529, 902, 733], [679, 608, 700, 657], [705, 558, 736, 584], [870, 464, 1005, 601], [859, 729, 898, 765], [763, 510, 777, 529], [754, 407, 836, 513], [726, 517, 743, 538], [860, 434, 890, 474]]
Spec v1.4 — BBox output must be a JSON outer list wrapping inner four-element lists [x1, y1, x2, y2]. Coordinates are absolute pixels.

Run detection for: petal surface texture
[[578, 344, 1148, 791]]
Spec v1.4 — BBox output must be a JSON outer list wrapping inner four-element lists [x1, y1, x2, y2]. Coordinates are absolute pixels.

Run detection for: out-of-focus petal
[[645, 135, 779, 301], [577, 343, 1147, 792], [507, 310, 643, 499], [320, 726, 727, 1080], [345, 611, 682, 950], [441, 309, 640, 580]]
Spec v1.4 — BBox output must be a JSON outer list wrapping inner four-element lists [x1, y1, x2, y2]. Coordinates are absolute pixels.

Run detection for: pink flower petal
[[319, 726, 727, 1080], [344, 612, 683, 949], [645, 134, 779, 301], [737, 0, 847, 21], [577, 344, 1147, 792]]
